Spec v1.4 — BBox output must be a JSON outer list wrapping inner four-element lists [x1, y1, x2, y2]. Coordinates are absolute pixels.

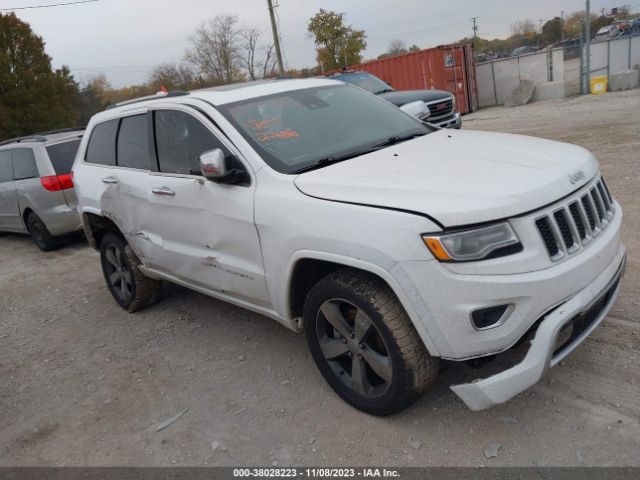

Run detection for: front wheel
[[303, 270, 438, 416], [100, 232, 162, 312]]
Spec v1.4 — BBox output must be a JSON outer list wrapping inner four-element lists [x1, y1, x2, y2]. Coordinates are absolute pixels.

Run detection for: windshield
[[218, 84, 430, 174], [334, 73, 393, 94]]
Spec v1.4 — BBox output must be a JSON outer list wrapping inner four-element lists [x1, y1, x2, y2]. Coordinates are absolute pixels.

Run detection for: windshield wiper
[[374, 88, 394, 94], [373, 132, 427, 148], [290, 151, 375, 174], [291, 132, 428, 175]]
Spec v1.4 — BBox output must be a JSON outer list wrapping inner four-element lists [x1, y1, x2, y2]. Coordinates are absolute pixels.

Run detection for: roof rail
[[0, 135, 47, 147], [106, 90, 190, 110], [36, 127, 85, 136]]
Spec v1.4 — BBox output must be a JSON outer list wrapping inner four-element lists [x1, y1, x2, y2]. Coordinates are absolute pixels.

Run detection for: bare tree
[[239, 27, 262, 81], [511, 19, 537, 37], [387, 38, 407, 56], [262, 44, 278, 78], [149, 61, 199, 90], [185, 14, 243, 84]]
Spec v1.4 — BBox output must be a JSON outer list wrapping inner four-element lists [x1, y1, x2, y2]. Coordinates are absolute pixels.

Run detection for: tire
[[303, 269, 438, 416], [99, 232, 162, 313], [26, 212, 59, 252]]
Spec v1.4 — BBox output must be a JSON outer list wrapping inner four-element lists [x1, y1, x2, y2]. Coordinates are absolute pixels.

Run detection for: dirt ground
[[1, 90, 639, 467]]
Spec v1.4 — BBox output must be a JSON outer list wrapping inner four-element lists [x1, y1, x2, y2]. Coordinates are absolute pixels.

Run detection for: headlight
[[422, 222, 521, 262], [450, 95, 456, 112]]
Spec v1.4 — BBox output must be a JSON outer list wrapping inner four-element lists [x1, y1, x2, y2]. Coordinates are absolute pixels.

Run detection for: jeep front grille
[[535, 178, 615, 262]]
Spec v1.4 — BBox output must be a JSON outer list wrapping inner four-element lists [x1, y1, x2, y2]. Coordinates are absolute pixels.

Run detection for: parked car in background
[[0, 129, 84, 251], [329, 71, 461, 129], [594, 24, 619, 41], [75, 79, 624, 415], [551, 38, 581, 60], [510, 46, 537, 57]]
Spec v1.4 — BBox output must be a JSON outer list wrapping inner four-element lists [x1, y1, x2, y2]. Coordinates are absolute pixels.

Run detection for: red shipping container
[[347, 44, 479, 114]]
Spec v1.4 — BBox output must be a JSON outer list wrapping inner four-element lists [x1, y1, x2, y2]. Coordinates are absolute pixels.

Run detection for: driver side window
[[154, 110, 226, 175]]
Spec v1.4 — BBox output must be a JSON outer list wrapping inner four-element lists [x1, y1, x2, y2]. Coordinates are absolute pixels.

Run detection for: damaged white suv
[[74, 79, 625, 415]]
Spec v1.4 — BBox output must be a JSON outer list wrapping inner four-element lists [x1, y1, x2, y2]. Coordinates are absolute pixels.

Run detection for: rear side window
[[86, 120, 118, 166], [154, 110, 226, 175], [0, 150, 13, 183], [46, 139, 81, 174], [117, 115, 149, 169], [12, 148, 39, 180]]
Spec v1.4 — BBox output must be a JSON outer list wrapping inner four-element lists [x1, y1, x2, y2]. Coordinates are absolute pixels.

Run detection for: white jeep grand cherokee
[[74, 78, 625, 415]]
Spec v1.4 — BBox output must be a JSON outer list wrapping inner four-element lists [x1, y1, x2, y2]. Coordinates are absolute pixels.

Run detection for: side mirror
[[400, 100, 430, 121], [200, 149, 227, 181]]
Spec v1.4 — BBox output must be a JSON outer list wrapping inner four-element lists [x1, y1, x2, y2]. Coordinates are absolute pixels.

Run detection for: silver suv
[[0, 129, 84, 251]]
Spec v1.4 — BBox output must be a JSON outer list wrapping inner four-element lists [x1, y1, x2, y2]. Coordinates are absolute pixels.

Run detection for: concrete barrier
[[609, 70, 639, 91], [533, 81, 566, 102], [504, 80, 535, 107]]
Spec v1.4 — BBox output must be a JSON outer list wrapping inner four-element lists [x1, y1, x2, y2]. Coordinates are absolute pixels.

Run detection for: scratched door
[[143, 106, 271, 307]]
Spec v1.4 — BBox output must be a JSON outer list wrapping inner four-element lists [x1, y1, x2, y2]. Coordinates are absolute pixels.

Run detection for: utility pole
[[471, 17, 478, 55], [538, 18, 544, 48], [561, 11, 565, 42], [582, 0, 591, 94], [267, 0, 285, 77]]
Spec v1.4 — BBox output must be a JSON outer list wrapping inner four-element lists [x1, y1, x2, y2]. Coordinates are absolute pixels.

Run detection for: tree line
[[0, 12, 280, 141], [462, 6, 636, 57], [2, 6, 636, 140]]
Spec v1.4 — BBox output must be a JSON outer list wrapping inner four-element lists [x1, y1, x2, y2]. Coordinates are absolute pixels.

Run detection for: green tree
[[74, 74, 111, 126], [542, 17, 563, 44], [308, 9, 367, 71], [0, 13, 80, 140], [564, 12, 609, 39]]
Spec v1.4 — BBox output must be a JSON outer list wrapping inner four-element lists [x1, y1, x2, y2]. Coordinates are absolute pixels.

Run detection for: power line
[[0, 0, 98, 12]]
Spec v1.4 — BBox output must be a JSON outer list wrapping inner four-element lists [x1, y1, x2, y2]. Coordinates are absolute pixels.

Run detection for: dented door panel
[[144, 174, 270, 306]]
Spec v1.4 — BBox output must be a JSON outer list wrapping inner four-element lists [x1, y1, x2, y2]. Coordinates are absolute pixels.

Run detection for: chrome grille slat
[[601, 178, 614, 210], [596, 181, 611, 212], [585, 194, 602, 231], [574, 200, 594, 244], [548, 214, 568, 256], [591, 188, 607, 224], [568, 202, 587, 241], [535, 177, 615, 262], [559, 207, 581, 253], [553, 209, 577, 252]]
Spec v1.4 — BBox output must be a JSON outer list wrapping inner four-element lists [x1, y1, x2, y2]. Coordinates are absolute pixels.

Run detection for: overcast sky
[[4, 0, 633, 87]]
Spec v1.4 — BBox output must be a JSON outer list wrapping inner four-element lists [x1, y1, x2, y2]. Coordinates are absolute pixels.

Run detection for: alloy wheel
[[315, 299, 393, 398], [104, 244, 133, 303]]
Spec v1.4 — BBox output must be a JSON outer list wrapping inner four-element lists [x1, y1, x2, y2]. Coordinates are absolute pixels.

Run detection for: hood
[[294, 129, 599, 228], [379, 89, 452, 106]]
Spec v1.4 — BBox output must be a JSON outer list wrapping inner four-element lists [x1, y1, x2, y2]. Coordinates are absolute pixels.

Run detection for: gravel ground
[[1, 90, 639, 467]]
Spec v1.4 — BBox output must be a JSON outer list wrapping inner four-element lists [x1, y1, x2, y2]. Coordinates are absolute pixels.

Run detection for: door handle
[[152, 186, 176, 196], [101, 176, 118, 184]]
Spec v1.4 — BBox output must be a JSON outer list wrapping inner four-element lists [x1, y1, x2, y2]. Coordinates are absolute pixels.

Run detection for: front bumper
[[451, 252, 626, 410], [432, 112, 462, 129]]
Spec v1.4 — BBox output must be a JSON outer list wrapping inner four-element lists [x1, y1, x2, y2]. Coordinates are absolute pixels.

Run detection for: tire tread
[[305, 269, 438, 415]]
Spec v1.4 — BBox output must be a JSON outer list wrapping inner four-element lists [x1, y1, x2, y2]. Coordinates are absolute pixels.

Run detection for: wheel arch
[[285, 251, 440, 356], [82, 211, 124, 249], [22, 207, 34, 228]]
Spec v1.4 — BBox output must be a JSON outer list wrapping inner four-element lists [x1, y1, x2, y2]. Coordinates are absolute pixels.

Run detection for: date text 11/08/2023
[[232, 468, 400, 478]]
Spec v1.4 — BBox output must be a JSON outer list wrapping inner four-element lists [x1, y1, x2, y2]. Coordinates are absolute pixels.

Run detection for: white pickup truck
[[73, 78, 625, 415]]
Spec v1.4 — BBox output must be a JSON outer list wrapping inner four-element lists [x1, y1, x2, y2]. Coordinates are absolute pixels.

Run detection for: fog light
[[471, 305, 510, 330]]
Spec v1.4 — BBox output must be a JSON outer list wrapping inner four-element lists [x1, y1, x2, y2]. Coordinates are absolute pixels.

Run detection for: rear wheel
[[303, 270, 438, 416], [100, 232, 162, 312], [26, 212, 59, 252]]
